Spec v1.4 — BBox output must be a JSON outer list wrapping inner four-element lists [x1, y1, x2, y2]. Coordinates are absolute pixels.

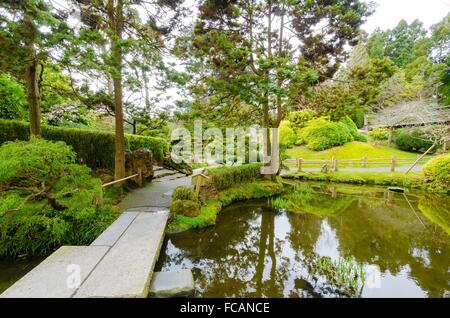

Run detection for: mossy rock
[[170, 199, 201, 217]]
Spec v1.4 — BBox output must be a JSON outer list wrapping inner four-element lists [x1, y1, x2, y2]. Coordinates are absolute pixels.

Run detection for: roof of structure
[[368, 101, 450, 128]]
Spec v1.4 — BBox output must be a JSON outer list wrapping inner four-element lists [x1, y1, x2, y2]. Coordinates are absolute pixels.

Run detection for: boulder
[[125, 148, 153, 185]]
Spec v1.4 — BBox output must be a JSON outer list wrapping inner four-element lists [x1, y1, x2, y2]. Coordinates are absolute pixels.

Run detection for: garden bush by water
[[156, 183, 450, 298]]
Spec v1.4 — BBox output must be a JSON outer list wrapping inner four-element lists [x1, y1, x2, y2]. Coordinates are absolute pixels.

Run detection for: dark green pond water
[[0, 256, 44, 293], [156, 183, 450, 298]]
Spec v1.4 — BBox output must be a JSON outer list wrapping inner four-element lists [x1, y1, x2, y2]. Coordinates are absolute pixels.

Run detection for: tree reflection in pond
[[155, 185, 450, 298]]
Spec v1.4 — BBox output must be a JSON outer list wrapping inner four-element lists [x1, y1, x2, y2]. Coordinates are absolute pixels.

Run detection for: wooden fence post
[[297, 158, 303, 172], [332, 157, 338, 172], [390, 155, 397, 172], [362, 156, 367, 168]]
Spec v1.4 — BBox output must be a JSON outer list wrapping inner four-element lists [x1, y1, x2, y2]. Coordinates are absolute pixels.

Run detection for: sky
[[363, 0, 450, 33]]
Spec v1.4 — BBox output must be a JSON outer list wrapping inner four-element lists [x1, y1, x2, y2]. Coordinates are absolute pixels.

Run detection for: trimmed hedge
[[0, 119, 169, 170], [339, 116, 367, 142], [423, 153, 450, 186], [279, 120, 297, 148], [207, 163, 263, 191], [297, 118, 353, 151]]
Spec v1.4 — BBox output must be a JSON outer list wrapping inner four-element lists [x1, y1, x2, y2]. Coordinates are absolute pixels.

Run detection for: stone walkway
[[120, 171, 191, 209], [1, 168, 191, 298]]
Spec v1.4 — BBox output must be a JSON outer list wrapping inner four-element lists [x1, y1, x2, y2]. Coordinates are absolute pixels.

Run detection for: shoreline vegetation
[[167, 180, 284, 233]]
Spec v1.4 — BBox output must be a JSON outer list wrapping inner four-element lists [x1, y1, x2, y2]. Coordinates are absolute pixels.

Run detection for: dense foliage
[[368, 126, 389, 141], [0, 138, 118, 257], [423, 153, 450, 187], [297, 118, 353, 151], [393, 127, 436, 152], [278, 120, 297, 148], [339, 116, 367, 142], [207, 163, 263, 191], [0, 119, 169, 170]]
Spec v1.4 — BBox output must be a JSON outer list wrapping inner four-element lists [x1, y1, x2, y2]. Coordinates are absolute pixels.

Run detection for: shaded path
[[120, 171, 191, 209]]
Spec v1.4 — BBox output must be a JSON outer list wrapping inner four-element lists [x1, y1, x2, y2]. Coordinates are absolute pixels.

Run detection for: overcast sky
[[363, 0, 450, 33]]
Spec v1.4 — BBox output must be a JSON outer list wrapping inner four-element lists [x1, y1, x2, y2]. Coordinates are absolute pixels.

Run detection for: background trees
[[184, 0, 372, 130], [0, 0, 70, 135]]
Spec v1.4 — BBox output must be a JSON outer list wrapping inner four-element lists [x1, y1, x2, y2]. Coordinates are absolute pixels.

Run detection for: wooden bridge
[[1, 165, 194, 298]]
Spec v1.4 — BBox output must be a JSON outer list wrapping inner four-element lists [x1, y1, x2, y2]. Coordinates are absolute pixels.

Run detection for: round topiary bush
[[423, 153, 450, 186], [339, 116, 367, 142], [297, 118, 353, 151], [278, 120, 297, 148]]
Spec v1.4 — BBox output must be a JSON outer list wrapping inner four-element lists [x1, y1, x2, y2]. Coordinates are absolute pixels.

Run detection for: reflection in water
[[0, 257, 44, 293], [156, 184, 450, 298]]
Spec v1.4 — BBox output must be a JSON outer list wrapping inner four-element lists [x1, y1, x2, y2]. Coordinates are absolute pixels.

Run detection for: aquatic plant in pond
[[314, 256, 365, 297]]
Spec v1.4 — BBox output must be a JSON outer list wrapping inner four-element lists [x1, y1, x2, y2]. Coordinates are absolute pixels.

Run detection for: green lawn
[[286, 142, 423, 161]]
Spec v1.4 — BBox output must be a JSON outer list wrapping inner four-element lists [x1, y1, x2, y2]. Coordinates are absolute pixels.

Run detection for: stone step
[[149, 270, 195, 298], [153, 169, 178, 179], [0, 246, 109, 298], [153, 165, 165, 172], [73, 210, 169, 298]]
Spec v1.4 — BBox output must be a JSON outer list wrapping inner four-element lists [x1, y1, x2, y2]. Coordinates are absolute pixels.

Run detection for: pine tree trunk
[[26, 60, 41, 136], [113, 76, 126, 181], [108, 0, 126, 182]]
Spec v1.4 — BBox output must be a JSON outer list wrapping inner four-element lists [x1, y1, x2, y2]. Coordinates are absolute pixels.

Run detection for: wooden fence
[[285, 156, 430, 173]]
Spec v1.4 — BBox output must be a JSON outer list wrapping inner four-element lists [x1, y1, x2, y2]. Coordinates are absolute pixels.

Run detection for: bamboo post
[[362, 156, 367, 168], [405, 141, 438, 174], [390, 155, 397, 172], [297, 158, 303, 172]]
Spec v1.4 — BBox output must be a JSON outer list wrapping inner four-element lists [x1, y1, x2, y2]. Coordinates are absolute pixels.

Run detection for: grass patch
[[284, 171, 448, 194], [286, 142, 422, 162], [167, 181, 284, 233]]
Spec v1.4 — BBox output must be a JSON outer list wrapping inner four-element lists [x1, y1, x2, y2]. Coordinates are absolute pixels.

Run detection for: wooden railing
[[102, 168, 142, 188], [285, 156, 430, 172]]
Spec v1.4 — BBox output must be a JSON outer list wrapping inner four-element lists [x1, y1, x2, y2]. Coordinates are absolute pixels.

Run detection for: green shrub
[[170, 199, 201, 217], [287, 109, 317, 129], [207, 163, 263, 191], [349, 107, 366, 128], [172, 186, 199, 202], [368, 126, 389, 141], [0, 119, 169, 170], [297, 118, 353, 151], [278, 120, 297, 148], [393, 127, 435, 152], [339, 116, 367, 142], [169, 181, 284, 232], [423, 153, 450, 186], [0, 74, 26, 120], [127, 134, 169, 162], [0, 138, 118, 257]]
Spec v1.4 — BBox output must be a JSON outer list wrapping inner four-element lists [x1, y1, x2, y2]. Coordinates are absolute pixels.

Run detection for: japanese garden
[[0, 0, 449, 299]]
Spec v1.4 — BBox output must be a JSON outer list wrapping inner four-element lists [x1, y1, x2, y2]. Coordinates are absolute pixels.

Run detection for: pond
[[155, 183, 450, 298], [0, 256, 44, 294]]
